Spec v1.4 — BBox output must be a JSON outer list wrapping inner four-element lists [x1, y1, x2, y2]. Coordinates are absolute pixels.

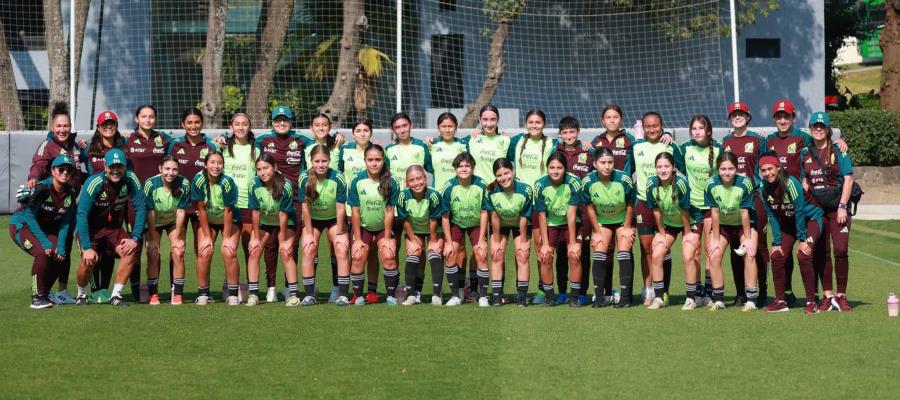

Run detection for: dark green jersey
[[297, 168, 347, 221], [248, 177, 296, 226], [704, 175, 756, 226], [646, 175, 699, 228], [485, 180, 533, 228], [534, 173, 582, 227], [347, 171, 400, 231], [396, 187, 443, 235], [191, 172, 239, 225], [144, 174, 191, 227], [441, 176, 489, 229], [581, 170, 635, 225]]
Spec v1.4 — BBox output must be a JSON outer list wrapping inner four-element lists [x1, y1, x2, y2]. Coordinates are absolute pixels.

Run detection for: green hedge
[[829, 110, 900, 166]]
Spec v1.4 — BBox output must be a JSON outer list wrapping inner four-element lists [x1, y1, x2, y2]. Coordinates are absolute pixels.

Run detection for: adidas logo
[[177, 149, 186, 155], [840, 226, 849, 233]]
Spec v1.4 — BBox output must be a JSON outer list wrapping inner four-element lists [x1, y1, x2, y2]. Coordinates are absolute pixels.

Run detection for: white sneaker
[[195, 295, 210, 306], [285, 295, 301, 306], [681, 297, 697, 310], [266, 287, 278, 303], [709, 300, 726, 311], [300, 296, 317, 306], [402, 294, 421, 306], [54, 290, 76, 304], [335, 296, 350, 307], [478, 297, 490, 307], [245, 294, 260, 306], [741, 301, 758, 312], [647, 297, 666, 309], [226, 295, 240, 306], [445, 296, 462, 307], [431, 295, 443, 306]]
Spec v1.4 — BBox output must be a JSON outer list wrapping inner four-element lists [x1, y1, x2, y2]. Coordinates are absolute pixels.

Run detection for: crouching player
[[74, 149, 147, 306]]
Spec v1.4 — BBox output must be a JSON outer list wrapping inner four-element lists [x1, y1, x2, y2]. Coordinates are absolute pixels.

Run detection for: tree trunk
[[72, 0, 90, 98], [460, 19, 510, 129], [201, 0, 228, 128], [247, 0, 294, 128], [319, 0, 366, 128], [0, 18, 24, 130], [881, 0, 900, 113], [44, 0, 69, 114]]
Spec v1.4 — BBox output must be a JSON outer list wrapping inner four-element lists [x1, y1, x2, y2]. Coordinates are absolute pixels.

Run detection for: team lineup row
[[10, 100, 856, 313]]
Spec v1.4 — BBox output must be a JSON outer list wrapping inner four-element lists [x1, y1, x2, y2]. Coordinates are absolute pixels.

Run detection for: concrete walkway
[[853, 204, 900, 220]]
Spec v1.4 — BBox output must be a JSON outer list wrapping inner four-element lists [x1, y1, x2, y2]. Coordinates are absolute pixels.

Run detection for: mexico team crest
[[744, 142, 754, 153], [616, 137, 625, 147]]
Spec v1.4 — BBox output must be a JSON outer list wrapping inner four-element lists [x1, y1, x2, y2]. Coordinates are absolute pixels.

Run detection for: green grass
[[2, 215, 900, 398], [838, 65, 882, 95]]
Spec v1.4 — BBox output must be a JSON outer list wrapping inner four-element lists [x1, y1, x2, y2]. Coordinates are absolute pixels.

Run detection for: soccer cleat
[[592, 297, 610, 308], [476, 297, 489, 307], [108, 296, 128, 307], [804, 301, 819, 315], [647, 297, 666, 309], [741, 301, 758, 312], [194, 295, 211, 306], [226, 296, 240, 306], [171, 294, 183, 305], [818, 296, 835, 312], [30, 296, 54, 309], [75, 295, 89, 306], [335, 296, 350, 307], [681, 297, 697, 311], [543, 295, 556, 307], [833, 295, 853, 312], [402, 294, 421, 306], [266, 287, 278, 303], [366, 292, 380, 304], [614, 297, 632, 308], [300, 296, 317, 306], [285, 295, 301, 307], [709, 301, 726, 311], [386, 296, 399, 306], [732, 295, 747, 308], [327, 287, 339, 303], [431, 295, 443, 306], [465, 289, 479, 304], [354, 296, 367, 306], [149, 294, 161, 305], [244, 294, 259, 306], [785, 290, 797, 307], [531, 291, 546, 305], [516, 293, 528, 307], [701, 296, 713, 307], [54, 290, 76, 304], [445, 296, 462, 307], [555, 293, 569, 305], [491, 296, 503, 307], [765, 299, 789, 313], [577, 295, 589, 306], [568, 296, 582, 308]]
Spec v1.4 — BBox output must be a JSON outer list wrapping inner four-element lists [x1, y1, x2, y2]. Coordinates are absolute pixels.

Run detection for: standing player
[[143, 156, 190, 305], [10, 156, 78, 308], [465, 105, 512, 183], [222, 113, 259, 275], [386, 112, 433, 187], [485, 158, 533, 306], [534, 154, 583, 307], [74, 149, 147, 306], [507, 109, 556, 188], [430, 113, 468, 192], [800, 112, 855, 312], [590, 104, 635, 175], [759, 155, 824, 314], [298, 145, 350, 306], [721, 101, 769, 306], [395, 165, 445, 305]]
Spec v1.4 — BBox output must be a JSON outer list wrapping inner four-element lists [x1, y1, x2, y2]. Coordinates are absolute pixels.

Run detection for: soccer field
[[2, 215, 899, 398]]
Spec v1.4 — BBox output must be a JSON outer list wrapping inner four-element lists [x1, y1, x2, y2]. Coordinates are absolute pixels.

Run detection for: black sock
[[147, 278, 158, 296], [592, 252, 608, 299], [469, 270, 478, 294], [652, 280, 665, 299], [174, 278, 185, 295], [351, 274, 365, 297], [491, 279, 503, 299], [428, 250, 444, 296], [617, 251, 634, 301], [542, 283, 555, 300], [287, 281, 299, 297], [712, 286, 725, 302], [302, 276, 316, 298], [384, 269, 400, 297], [476, 269, 489, 298], [337, 275, 350, 297], [704, 275, 713, 297], [248, 281, 259, 295], [569, 282, 581, 298], [685, 282, 698, 299], [517, 280, 528, 296], [330, 256, 338, 287], [663, 252, 672, 293], [746, 286, 759, 303], [368, 280, 378, 293], [198, 286, 210, 297], [405, 255, 420, 290], [227, 284, 238, 297], [446, 266, 459, 297], [415, 272, 425, 294]]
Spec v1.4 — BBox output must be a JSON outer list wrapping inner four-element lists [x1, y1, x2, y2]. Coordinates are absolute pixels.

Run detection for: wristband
[[838, 203, 847, 210]]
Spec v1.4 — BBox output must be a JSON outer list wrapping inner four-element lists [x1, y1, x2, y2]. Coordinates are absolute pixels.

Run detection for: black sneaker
[[568, 296, 582, 308], [75, 295, 89, 306], [614, 297, 632, 308], [30, 295, 54, 309], [592, 297, 611, 308], [732, 295, 747, 307], [515, 293, 528, 307], [543, 293, 557, 307], [491, 295, 503, 307], [108, 295, 128, 307], [785, 290, 797, 307]]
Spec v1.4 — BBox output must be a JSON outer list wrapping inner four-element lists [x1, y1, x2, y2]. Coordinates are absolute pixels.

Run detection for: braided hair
[[519, 109, 548, 173]]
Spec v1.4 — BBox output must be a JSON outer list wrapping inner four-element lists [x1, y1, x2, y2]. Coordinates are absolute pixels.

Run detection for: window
[[745, 38, 780, 58], [431, 34, 464, 108]]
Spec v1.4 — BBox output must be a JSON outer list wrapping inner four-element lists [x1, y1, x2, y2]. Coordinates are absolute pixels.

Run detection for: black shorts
[[498, 226, 531, 238], [311, 218, 337, 232]]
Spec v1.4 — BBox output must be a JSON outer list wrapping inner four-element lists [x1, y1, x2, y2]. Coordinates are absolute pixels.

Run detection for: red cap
[[728, 101, 750, 117], [759, 155, 780, 168], [772, 100, 795, 116], [96, 111, 118, 126]]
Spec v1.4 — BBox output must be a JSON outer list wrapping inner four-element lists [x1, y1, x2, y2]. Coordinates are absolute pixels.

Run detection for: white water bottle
[[889, 293, 899, 317]]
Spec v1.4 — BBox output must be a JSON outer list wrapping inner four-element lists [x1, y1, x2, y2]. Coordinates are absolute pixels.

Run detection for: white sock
[[112, 283, 125, 298], [77, 286, 87, 297]]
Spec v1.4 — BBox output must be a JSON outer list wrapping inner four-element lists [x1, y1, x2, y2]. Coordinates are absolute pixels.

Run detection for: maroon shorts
[[293, 201, 304, 229], [240, 208, 253, 225], [577, 206, 592, 238], [753, 192, 768, 232], [9, 225, 58, 257], [89, 228, 130, 258], [450, 224, 481, 244], [311, 218, 337, 232], [530, 213, 541, 228], [719, 225, 751, 248], [701, 209, 712, 219], [546, 225, 571, 248], [664, 226, 684, 238], [634, 200, 657, 230], [498, 226, 530, 238], [358, 228, 387, 247]]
